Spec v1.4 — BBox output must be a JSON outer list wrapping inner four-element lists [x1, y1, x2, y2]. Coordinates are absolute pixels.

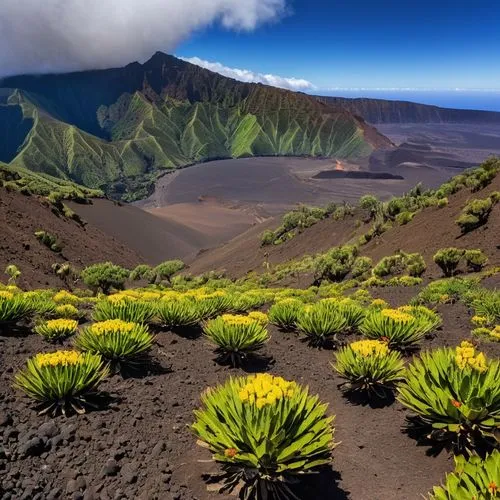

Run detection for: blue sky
[[177, 0, 500, 109]]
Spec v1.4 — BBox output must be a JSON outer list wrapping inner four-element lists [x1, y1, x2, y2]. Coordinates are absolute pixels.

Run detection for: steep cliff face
[[0, 53, 390, 200], [316, 96, 500, 124]]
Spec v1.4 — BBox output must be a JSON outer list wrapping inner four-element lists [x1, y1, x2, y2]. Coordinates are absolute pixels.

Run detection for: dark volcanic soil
[[0, 189, 143, 288], [2, 292, 500, 500]]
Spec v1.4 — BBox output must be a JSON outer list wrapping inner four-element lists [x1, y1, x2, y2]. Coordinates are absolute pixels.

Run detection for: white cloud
[[0, 0, 286, 77], [181, 56, 316, 91]]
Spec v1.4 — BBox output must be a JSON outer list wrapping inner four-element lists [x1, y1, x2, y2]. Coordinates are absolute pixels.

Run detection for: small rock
[[0, 412, 13, 427], [19, 437, 45, 457], [101, 458, 120, 477], [151, 441, 165, 458], [38, 421, 59, 438], [66, 480, 79, 494], [121, 462, 138, 484]]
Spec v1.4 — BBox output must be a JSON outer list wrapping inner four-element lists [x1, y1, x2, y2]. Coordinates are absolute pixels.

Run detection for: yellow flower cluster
[[381, 309, 414, 323], [491, 326, 500, 340], [55, 304, 79, 316], [239, 374, 296, 409], [370, 299, 388, 308], [44, 319, 78, 331], [107, 293, 135, 304], [5, 285, 20, 293], [139, 292, 161, 301], [471, 315, 489, 327], [35, 350, 85, 368], [350, 339, 389, 357], [221, 314, 257, 326], [247, 311, 268, 325], [53, 290, 79, 304], [90, 320, 136, 335], [0, 290, 14, 300], [438, 294, 451, 304], [455, 341, 488, 373]]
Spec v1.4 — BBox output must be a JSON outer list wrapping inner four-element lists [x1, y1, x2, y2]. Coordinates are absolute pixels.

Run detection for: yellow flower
[[381, 309, 414, 323], [350, 339, 389, 357], [44, 318, 78, 331], [455, 342, 488, 372], [471, 315, 489, 327], [438, 294, 450, 303], [371, 298, 389, 308], [35, 350, 85, 368], [54, 304, 79, 317], [53, 290, 80, 304], [239, 374, 296, 408], [90, 319, 136, 336], [248, 311, 268, 326], [221, 314, 256, 326], [0, 291, 14, 300]]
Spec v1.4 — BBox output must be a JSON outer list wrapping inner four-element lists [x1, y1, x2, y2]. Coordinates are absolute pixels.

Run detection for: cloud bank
[[0, 0, 286, 78], [181, 56, 315, 91]]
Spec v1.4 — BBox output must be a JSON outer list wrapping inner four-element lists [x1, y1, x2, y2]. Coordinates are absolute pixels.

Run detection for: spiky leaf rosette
[[203, 315, 269, 367], [268, 299, 304, 330], [473, 291, 500, 325], [398, 342, 500, 453], [156, 297, 200, 329], [75, 320, 155, 365], [35, 318, 78, 342], [360, 308, 427, 350], [194, 291, 233, 320], [296, 301, 348, 347], [231, 292, 267, 313], [322, 298, 366, 331], [192, 374, 335, 499], [92, 299, 155, 324], [14, 350, 109, 416], [333, 340, 405, 399], [0, 294, 34, 326], [429, 450, 500, 499], [397, 305, 442, 335], [54, 304, 82, 320]]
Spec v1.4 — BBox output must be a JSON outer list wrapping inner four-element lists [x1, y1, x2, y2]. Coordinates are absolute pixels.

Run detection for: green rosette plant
[[156, 297, 200, 329], [203, 314, 269, 367], [268, 299, 304, 330], [360, 307, 428, 350], [397, 305, 442, 335], [75, 319, 155, 367], [333, 339, 405, 399], [34, 318, 78, 342], [296, 301, 348, 347], [14, 350, 109, 416], [0, 293, 34, 328], [192, 373, 336, 499], [398, 342, 500, 453], [428, 450, 499, 499], [194, 291, 233, 320], [92, 298, 155, 324]]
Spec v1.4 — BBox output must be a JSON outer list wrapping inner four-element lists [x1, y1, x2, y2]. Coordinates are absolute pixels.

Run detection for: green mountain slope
[[0, 53, 391, 200]]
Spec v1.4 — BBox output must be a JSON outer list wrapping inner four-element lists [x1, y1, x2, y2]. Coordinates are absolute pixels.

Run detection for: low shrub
[[14, 350, 109, 416], [75, 320, 155, 367], [464, 249, 488, 272], [433, 248, 465, 277], [395, 211, 415, 225], [428, 450, 500, 499], [412, 277, 481, 305], [149, 260, 185, 284], [129, 264, 154, 281], [456, 195, 498, 234], [296, 301, 348, 347], [333, 340, 405, 399], [268, 299, 304, 330], [314, 246, 358, 282], [34, 318, 78, 342], [437, 197, 448, 208], [203, 314, 269, 366], [398, 341, 500, 453], [351, 256, 372, 278], [81, 262, 130, 294], [34, 230, 62, 252], [192, 373, 335, 498], [373, 252, 426, 278], [472, 290, 500, 325], [93, 299, 155, 324], [53, 290, 80, 305], [5, 264, 21, 284]]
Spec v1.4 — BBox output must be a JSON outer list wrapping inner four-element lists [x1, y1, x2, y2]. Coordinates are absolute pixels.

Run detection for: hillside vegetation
[[0, 53, 390, 200]]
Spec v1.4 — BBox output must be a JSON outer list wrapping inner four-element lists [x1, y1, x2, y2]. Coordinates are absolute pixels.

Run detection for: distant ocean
[[318, 90, 500, 112]]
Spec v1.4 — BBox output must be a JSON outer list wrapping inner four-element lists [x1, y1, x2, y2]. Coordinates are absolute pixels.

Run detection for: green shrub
[[456, 197, 496, 234], [314, 246, 358, 282], [395, 211, 415, 225], [34, 318, 78, 342], [51, 263, 79, 286], [75, 320, 155, 367], [464, 249, 488, 272], [260, 230, 276, 246], [268, 299, 304, 330], [192, 373, 335, 498], [405, 252, 427, 277], [93, 299, 155, 324], [150, 260, 185, 284], [359, 194, 379, 213], [14, 350, 109, 416], [437, 198, 448, 208], [81, 262, 130, 294], [428, 450, 500, 499], [433, 248, 465, 277], [333, 339, 405, 399], [296, 301, 348, 346], [203, 314, 269, 366], [34, 230, 62, 252], [373, 254, 405, 278], [413, 278, 481, 305], [398, 342, 500, 453], [156, 298, 200, 329], [129, 264, 154, 281], [5, 264, 21, 284], [351, 256, 372, 278]]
